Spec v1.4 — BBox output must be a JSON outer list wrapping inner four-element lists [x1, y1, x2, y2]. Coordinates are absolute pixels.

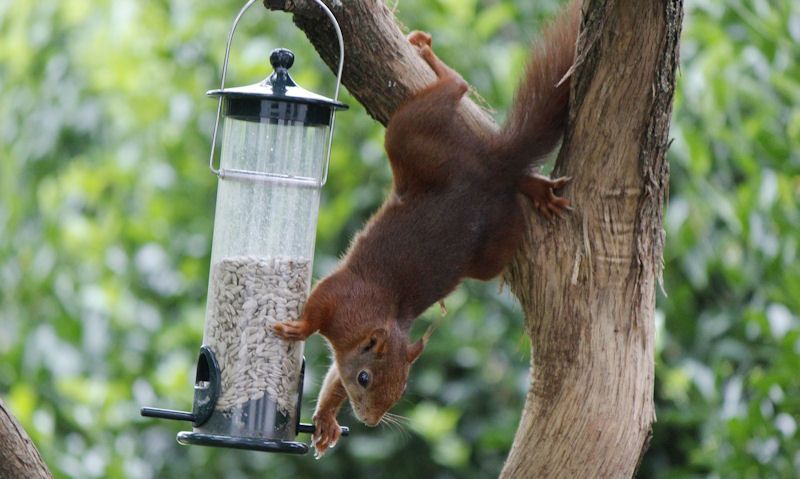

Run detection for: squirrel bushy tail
[[496, 1, 581, 174]]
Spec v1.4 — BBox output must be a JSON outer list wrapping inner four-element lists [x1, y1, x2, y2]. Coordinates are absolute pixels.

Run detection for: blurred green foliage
[[643, 1, 800, 477], [0, 0, 798, 478]]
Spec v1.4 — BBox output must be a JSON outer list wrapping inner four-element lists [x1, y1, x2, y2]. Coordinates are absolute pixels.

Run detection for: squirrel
[[273, 1, 581, 457]]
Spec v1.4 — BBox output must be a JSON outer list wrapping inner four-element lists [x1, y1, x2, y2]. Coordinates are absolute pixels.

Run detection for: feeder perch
[[140, 0, 349, 455]]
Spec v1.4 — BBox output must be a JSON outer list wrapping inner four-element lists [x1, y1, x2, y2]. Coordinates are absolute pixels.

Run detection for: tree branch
[[263, 0, 495, 133]]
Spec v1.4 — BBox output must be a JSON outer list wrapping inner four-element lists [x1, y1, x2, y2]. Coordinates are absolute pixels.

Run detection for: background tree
[[0, 1, 798, 478], [1, 398, 52, 478]]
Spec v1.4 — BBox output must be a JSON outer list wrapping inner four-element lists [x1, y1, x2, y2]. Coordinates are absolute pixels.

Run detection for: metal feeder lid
[[207, 48, 347, 111]]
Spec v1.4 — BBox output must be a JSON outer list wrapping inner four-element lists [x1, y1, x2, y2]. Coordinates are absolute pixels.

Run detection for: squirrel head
[[310, 270, 427, 426], [334, 322, 424, 426]]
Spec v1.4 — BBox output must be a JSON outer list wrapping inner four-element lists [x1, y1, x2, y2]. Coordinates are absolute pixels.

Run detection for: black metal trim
[[225, 97, 334, 125], [176, 431, 309, 455], [191, 346, 220, 427], [295, 358, 306, 436], [140, 407, 194, 422], [294, 357, 350, 438], [296, 422, 350, 437]]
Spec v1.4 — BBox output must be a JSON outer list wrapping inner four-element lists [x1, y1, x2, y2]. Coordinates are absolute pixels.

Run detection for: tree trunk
[[502, 0, 682, 476], [0, 398, 53, 479], [264, 0, 682, 476]]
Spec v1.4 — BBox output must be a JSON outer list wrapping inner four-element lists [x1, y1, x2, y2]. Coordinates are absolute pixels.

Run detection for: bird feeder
[[141, 0, 348, 454]]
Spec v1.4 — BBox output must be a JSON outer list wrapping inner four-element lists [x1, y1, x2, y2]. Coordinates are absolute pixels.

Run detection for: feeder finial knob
[[270, 48, 295, 71]]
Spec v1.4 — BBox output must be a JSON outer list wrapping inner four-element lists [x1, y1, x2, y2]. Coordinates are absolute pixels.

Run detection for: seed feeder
[[141, 0, 349, 455]]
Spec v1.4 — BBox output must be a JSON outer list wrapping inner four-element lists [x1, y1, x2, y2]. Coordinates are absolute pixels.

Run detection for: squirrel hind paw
[[519, 173, 573, 220], [407, 30, 432, 49]]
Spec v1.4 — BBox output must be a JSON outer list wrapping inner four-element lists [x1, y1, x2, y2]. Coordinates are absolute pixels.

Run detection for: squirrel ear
[[360, 327, 389, 357], [406, 338, 425, 364]]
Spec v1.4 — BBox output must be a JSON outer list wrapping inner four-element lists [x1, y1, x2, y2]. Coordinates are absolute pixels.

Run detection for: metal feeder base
[[176, 431, 309, 455]]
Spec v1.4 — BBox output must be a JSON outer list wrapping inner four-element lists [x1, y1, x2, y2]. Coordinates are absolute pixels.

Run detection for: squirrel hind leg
[[518, 173, 572, 220], [466, 204, 526, 280], [407, 32, 468, 94]]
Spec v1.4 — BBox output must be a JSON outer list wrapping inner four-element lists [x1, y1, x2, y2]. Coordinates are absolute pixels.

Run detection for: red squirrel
[[273, 1, 581, 456]]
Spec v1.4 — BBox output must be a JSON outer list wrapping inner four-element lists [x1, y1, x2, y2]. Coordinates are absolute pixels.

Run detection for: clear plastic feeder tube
[[199, 116, 327, 440]]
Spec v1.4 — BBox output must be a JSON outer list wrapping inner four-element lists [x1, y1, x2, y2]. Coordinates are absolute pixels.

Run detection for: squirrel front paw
[[407, 30, 432, 49], [312, 412, 342, 459], [272, 321, 312, 341]]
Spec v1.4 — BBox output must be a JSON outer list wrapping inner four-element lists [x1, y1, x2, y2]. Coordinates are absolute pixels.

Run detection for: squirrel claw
[[272, 321, 311, 341], [552, 175, 572, 187]]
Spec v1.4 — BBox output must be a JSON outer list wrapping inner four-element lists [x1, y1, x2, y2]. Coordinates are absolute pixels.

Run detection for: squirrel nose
[[365, 414, 383, 427]]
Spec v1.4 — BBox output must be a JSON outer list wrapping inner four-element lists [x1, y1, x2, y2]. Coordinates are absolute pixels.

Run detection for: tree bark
[[0, 398, 53, 479], [264, 0, 682, 477]]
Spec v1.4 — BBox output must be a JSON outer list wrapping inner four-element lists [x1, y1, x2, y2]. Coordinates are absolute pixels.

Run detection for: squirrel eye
[[357, 370, 370, 388]]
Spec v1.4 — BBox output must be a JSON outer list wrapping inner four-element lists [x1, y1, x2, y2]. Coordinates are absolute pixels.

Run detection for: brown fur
[[272, 2, 581, 456]]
